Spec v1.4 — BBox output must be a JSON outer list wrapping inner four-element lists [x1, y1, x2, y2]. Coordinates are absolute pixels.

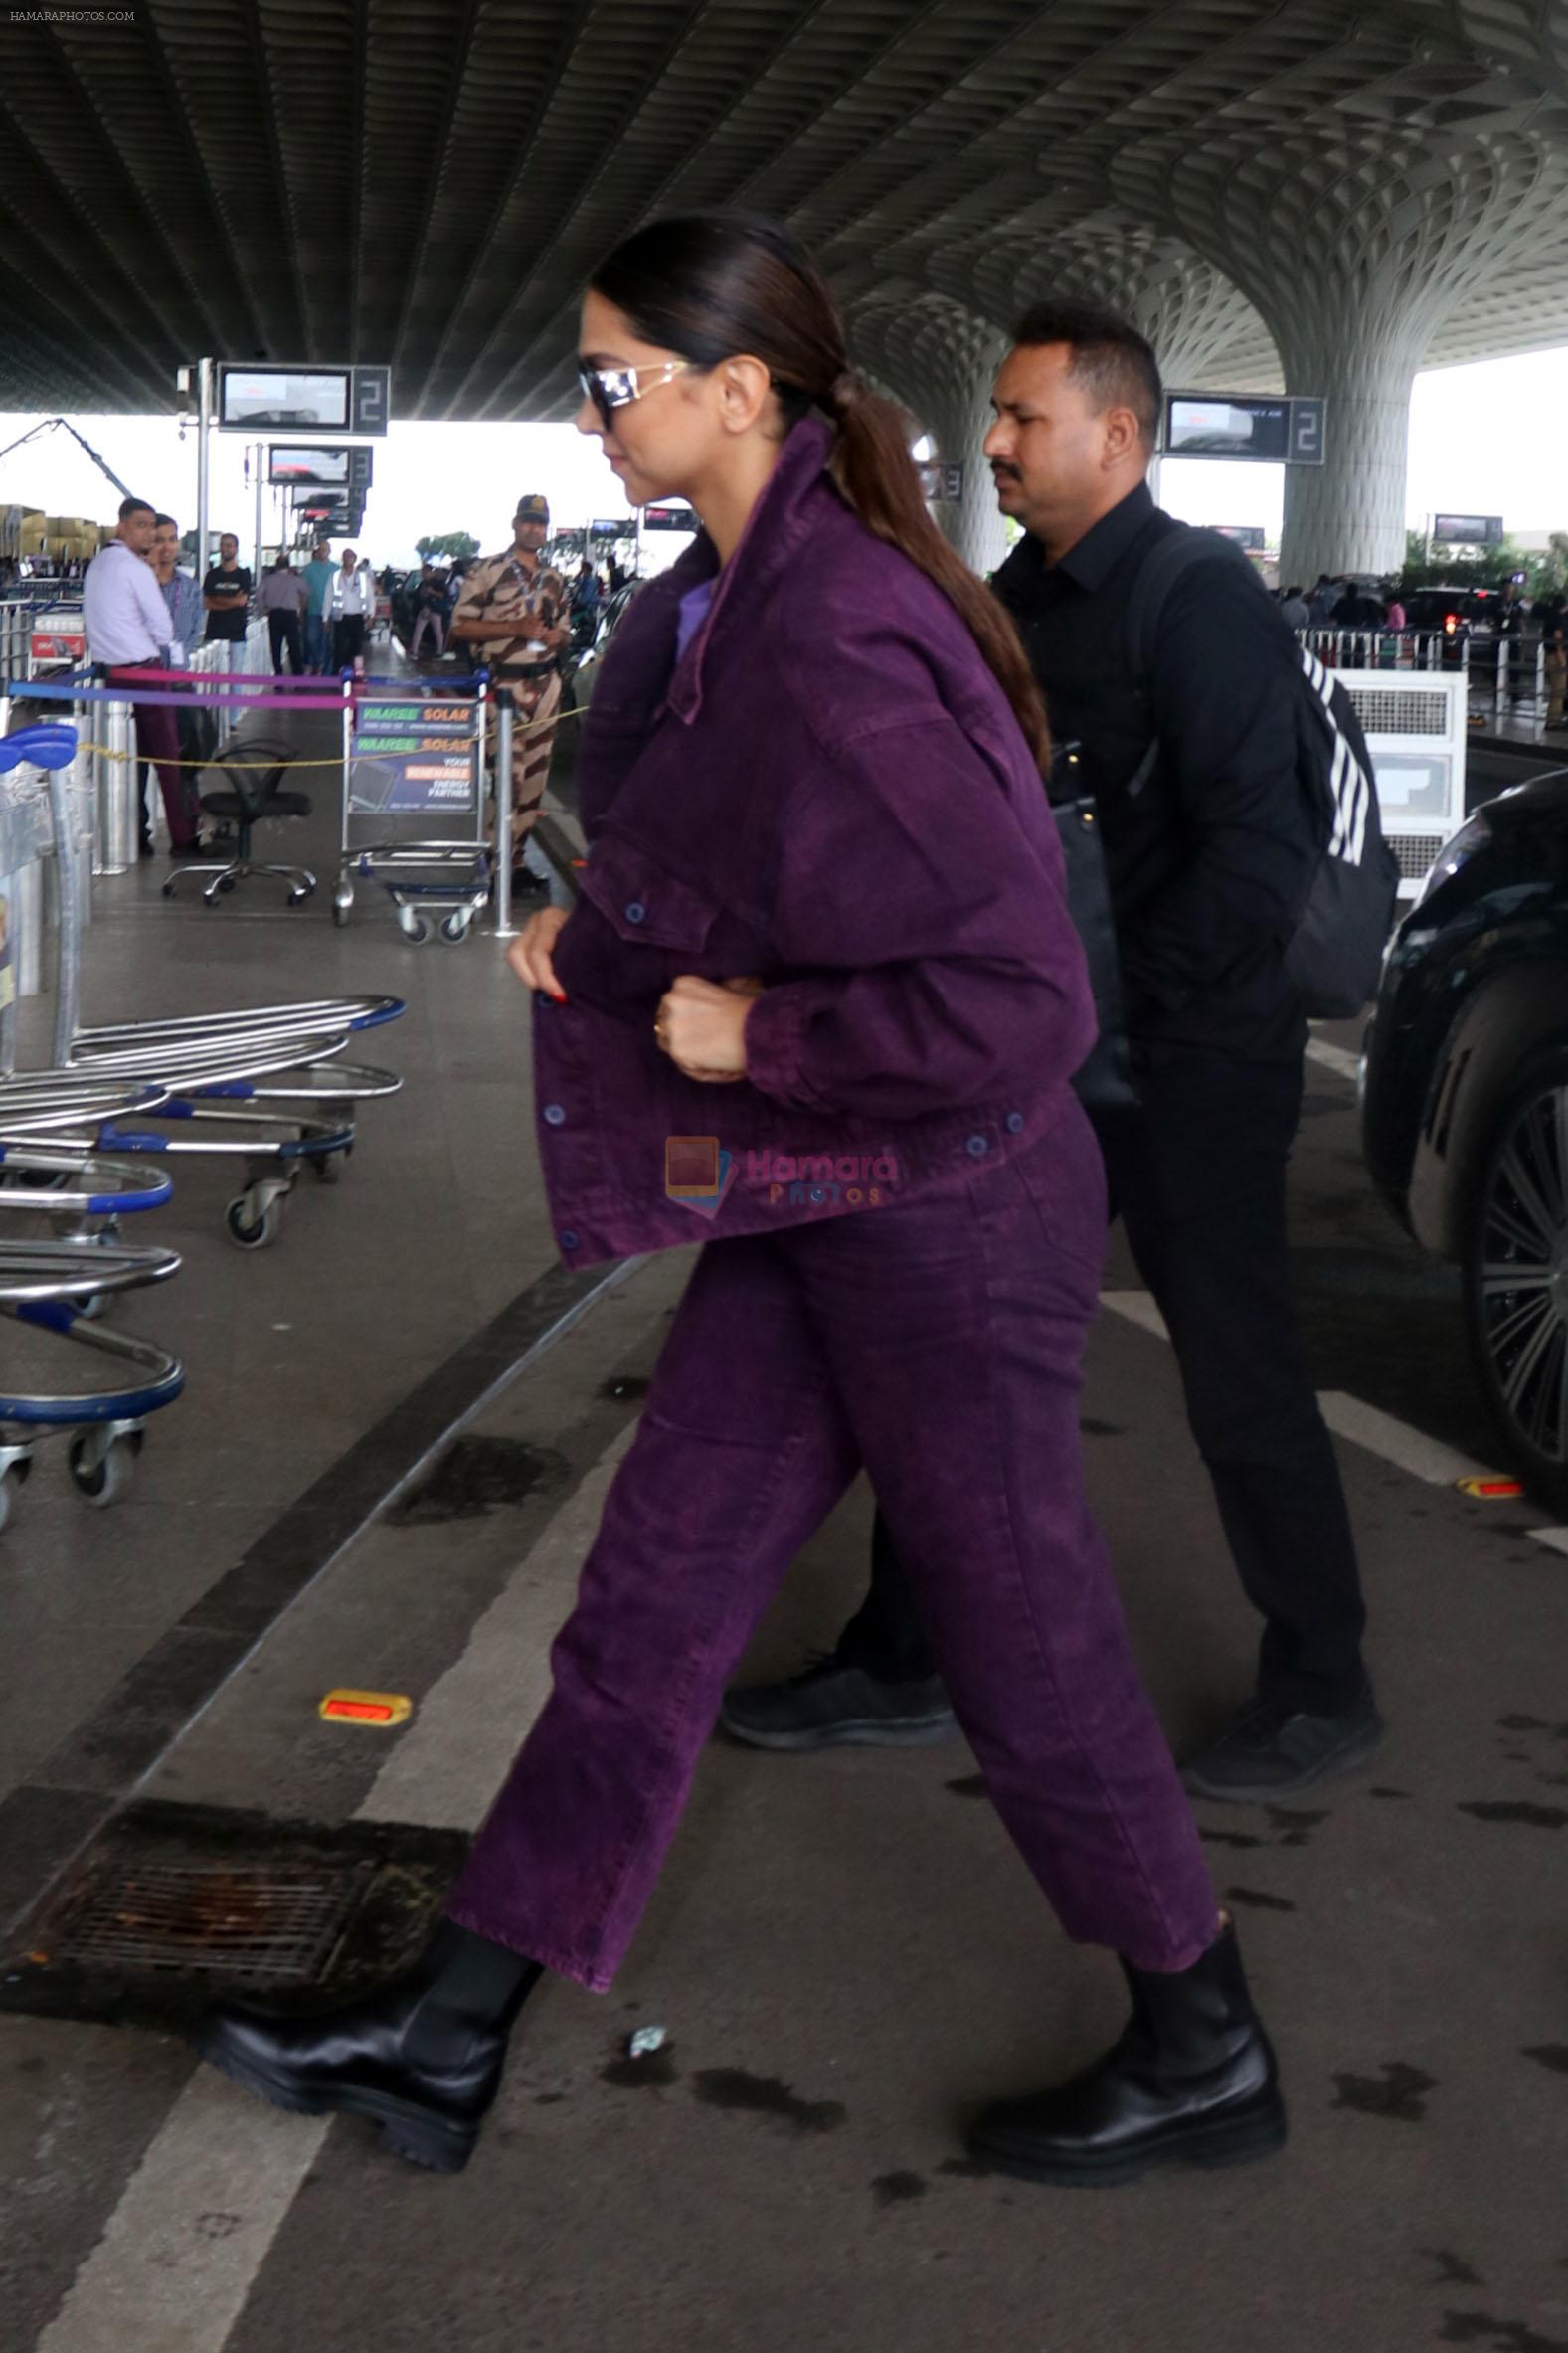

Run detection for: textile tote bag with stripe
[[1127, 528, 1401, 1020]]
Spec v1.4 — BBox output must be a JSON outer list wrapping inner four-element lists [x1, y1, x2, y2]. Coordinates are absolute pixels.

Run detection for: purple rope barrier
[[6, 677, 352, 710]]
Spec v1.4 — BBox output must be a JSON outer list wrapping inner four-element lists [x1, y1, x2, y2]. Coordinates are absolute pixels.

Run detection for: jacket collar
[[664, 414, 837, 725]]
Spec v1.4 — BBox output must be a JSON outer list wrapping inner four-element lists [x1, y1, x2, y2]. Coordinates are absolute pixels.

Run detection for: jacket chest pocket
[[580, 833, 722, 955]]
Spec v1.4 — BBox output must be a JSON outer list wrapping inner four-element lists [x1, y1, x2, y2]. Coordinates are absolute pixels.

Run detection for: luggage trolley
[[0, 1235, 184, 1523], [333, 672, 493, 942]]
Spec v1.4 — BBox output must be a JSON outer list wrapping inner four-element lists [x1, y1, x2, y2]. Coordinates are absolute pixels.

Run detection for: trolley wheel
[[160, 880, 176, 899], [0, 1460, 31, 1534], [75, 1291, 111, 1323], [310, 1149, 347, 1184], [400, 911, 432, 946], [332, 889, 353, 930], [68, 1430, 141, 1507], [226, 1189, 284, 1250], [217, 874, 239, 895], [440, 910, 473, 944]]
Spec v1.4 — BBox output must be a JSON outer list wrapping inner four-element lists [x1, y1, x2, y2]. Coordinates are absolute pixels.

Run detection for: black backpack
[[1125, 527, 1401, 1020]]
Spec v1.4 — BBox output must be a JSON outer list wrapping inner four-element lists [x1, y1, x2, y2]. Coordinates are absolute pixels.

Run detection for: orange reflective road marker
[[319, 1689, 413, 1726], [1456, 1477, 1524, 1500]]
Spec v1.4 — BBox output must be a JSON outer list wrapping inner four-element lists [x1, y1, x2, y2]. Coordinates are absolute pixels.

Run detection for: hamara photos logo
[[664, 1136, 738, 1219], [665, 1139, 900, 1220]]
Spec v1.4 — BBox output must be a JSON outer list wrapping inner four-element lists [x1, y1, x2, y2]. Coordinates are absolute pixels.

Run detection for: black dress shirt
[[993, 482, 1318, 1062]]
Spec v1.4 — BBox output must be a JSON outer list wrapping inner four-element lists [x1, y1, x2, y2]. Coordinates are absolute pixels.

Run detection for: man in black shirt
[[202, 532, 253, 652], [723, 300, 1379, 1803]]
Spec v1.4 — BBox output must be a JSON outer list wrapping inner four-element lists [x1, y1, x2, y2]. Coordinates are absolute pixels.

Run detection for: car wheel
[[1464, 1039, 1568, 1515]]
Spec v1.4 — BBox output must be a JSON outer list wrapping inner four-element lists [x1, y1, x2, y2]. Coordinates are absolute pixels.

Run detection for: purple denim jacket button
[[624, 900, 647, 924], [543, 1103, 567, 1127], [1006, 1111, 1025, 1134], [965, 1134, 990, 1158], [559, 1228, 580, 1251]]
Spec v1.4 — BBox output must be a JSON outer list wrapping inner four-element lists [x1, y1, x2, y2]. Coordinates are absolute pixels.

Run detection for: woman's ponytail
[[824, 373, 1050, 771]]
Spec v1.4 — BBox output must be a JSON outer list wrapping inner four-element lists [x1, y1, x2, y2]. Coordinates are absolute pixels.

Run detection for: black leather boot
[[192, 1919, 541, 2173], [966, 1921, 1287, 2186]]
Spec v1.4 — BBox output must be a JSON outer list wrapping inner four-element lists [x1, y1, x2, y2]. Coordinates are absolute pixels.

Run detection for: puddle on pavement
[[389, 1436, 571, 1525]]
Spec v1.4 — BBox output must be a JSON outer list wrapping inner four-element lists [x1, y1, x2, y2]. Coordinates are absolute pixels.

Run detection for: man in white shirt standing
[[83, 497, 200, 853], [324, 546, 374, 673]]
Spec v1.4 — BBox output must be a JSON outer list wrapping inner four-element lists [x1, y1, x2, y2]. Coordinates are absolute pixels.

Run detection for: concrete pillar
[[1116, 131, 1567, 583]]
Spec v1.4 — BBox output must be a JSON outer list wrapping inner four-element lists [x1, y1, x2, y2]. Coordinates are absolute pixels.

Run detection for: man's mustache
[[989, 462, 1022, 481]]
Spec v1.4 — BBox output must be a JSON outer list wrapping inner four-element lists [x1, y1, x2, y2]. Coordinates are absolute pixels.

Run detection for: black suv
[[1362, 770, 1568, 1507]]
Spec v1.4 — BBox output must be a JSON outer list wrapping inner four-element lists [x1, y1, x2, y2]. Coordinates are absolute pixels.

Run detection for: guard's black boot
[[193, 1919, 541, 2174], [966, 1921, 1287, 2187]]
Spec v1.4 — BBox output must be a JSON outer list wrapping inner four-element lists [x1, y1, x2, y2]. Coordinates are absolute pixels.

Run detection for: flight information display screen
[[1164, 396, 1292, 462]]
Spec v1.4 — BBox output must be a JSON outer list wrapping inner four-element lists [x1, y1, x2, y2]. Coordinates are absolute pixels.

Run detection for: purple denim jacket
[[536, 416, 1096, 1267]]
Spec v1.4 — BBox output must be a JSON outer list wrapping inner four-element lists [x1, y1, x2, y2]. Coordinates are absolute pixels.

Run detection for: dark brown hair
[[1012, 298, 1162, 451], [591, 211, 1050, 769]]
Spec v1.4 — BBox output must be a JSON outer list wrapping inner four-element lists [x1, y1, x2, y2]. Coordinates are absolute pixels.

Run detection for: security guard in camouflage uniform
[[449, 494, 569, 888]]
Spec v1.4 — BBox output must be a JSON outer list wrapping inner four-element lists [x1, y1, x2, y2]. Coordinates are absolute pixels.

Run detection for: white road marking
[[1316, 1393, 1500, 1486], [1103, 1293, 1509, 1489], [1100, 1289, 1170, 1341], [359, 1432, 634, 1827], [1306, 1037, 1362, 1084], [1526, 1528, 1568, 1559], [34, 2081, 331, 2353], [32, 1431, 633, 2353]]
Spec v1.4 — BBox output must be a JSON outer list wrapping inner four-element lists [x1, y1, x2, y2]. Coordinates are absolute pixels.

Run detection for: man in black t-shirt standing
[[202, 532, 253, 660]]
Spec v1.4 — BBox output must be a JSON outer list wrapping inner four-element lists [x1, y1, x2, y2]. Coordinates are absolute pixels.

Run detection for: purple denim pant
[[446, 1104, 1216, 1987]]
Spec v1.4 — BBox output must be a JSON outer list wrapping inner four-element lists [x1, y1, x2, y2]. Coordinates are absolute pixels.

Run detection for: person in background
[[1277, 584, 1309, 631], [83, 496, 199, 855], [202, 531, 252, 662], [1542, 599, 1567, 729], [408, 564, 447, 663], [572, 558, 603, 617], [325, 546, 374, 672], [141, 514, 206, 854], [151, 515, 204, 662], [726, 297, 1379, 1806], [448, 494, 570, 898], [1384, 586, 1407, 633], [301, 540, 335, 671], [1307, 573, 1339, 626], [258, 551, 308, 674]]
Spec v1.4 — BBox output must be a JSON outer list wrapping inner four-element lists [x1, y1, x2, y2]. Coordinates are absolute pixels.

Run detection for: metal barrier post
[[95, 693, 137, 875], [15, 859, 42, 992], [195, 357, 212, 586], [493, 691, 515, 939], [47, 757, 83, 1067]]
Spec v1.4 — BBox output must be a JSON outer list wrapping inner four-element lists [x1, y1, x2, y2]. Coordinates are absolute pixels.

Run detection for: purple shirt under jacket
[[535, 416, 1097, 1268]]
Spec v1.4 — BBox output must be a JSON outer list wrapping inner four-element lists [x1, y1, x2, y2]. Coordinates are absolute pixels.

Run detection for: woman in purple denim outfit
[[195, 214, 1286, 2189]]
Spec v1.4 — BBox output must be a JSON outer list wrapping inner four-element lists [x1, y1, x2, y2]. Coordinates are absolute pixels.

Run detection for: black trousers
[[331, 616, 366, 669], [267, 611, 304, 673], [840, 1050, 1368, 1715]]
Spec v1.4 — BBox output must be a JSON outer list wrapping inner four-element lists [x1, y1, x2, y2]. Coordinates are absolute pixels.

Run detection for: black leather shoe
[[193, 1920, 539, 2173], [719, 1657, 957, 1751], [967, 1922, 1286, 2186], [1181, 1685, 1384, 1803]]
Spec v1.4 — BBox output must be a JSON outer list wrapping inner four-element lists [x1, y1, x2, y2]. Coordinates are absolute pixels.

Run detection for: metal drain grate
[[50, 1856, 370, 1980], [2, 1800, 469, 2031]]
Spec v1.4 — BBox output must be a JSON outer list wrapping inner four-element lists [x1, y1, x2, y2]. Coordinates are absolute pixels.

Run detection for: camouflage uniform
[[450, 548, 567, 843]]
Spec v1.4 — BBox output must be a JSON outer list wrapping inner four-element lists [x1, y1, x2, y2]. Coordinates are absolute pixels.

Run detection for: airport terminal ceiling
[[3, 0, 1568, 423]]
